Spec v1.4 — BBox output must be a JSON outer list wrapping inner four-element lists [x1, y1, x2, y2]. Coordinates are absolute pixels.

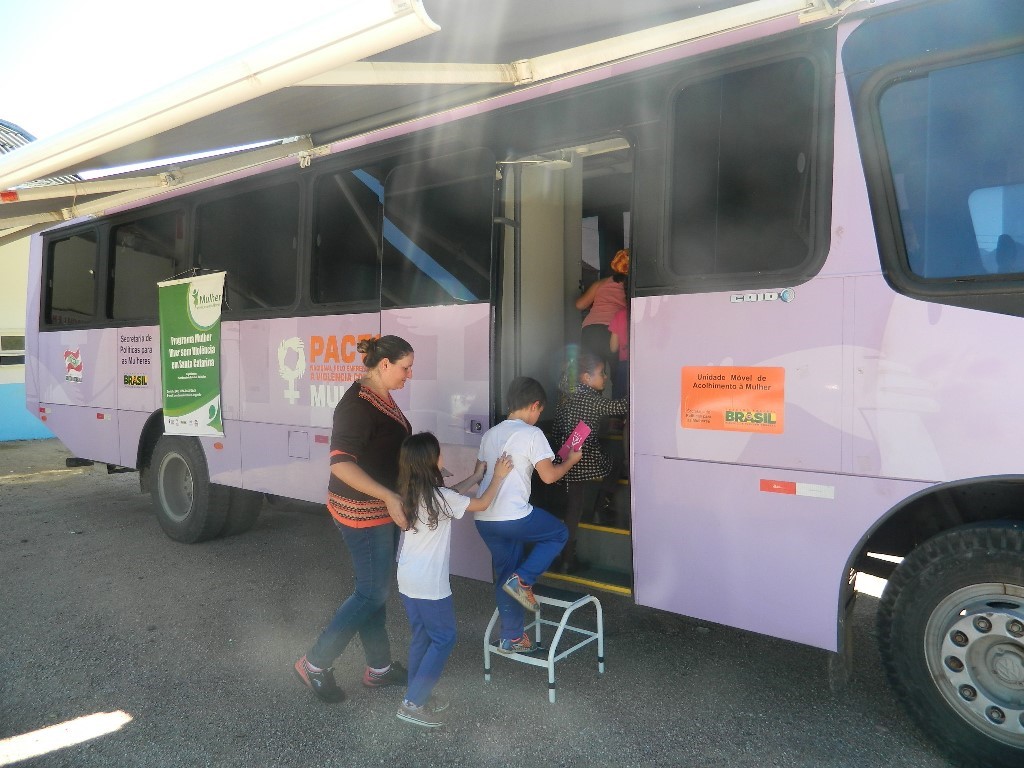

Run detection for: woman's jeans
[[401, 594, 456, 707], [308, 521, 396, 670], [476, 507, 567, 641]]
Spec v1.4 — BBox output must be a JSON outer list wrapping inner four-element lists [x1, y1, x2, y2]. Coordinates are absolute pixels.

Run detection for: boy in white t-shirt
[[395, 432, 513, 729], [474, 377, 582, 654]]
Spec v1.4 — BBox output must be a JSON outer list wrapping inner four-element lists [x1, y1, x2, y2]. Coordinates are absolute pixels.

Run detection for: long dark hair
[[397, 432, 452, 532]]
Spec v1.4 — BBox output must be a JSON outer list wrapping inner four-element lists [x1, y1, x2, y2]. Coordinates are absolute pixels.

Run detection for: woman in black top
[[294, 335, 414, 703]]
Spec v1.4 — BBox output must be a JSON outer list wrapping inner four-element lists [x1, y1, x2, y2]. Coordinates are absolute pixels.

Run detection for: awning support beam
[[0, 173, 181, 204], [0, 138, 313, 234]]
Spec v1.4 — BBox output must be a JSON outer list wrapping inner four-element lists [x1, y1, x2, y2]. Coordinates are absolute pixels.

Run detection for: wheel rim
[[925, 582, 1024, 748], [157, 451, 194, 524]]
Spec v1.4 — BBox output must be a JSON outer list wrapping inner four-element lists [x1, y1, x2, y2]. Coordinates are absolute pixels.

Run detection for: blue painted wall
[[0, 383, 52, 441]]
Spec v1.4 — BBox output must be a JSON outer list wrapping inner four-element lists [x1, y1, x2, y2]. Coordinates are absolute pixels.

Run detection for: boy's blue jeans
[[475, 507, 568, 641], [308, 521, 396, 670], [401, 594, 456, 707]]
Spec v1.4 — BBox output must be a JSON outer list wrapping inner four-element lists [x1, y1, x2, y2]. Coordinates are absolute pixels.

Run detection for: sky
[[2, 0, 344, 141]]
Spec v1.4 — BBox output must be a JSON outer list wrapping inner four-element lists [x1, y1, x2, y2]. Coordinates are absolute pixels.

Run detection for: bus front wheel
[[877, 525, 1024, 768], [150, 435, 229, 543]]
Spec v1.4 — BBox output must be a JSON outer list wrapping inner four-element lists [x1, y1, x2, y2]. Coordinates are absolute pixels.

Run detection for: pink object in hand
[[557, 421, 591, 460]]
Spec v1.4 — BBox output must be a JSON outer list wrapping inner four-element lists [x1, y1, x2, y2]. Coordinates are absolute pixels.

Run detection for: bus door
[[629, 47, 844, 646], [381, 148, 496, 580], [498, 138, 635, 593]]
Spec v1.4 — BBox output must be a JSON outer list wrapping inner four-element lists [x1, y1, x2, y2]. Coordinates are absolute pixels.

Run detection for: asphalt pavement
[[0, 439, 956, 767]]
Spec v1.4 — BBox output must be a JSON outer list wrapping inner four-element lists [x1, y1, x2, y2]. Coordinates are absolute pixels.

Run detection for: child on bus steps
[[474, 377, 583, 654], [551, 351, 628, 573], [394, 432, 513, 729]]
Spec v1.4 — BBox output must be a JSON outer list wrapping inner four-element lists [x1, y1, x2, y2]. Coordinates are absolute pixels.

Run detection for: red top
[[581, 279, 626, 329]]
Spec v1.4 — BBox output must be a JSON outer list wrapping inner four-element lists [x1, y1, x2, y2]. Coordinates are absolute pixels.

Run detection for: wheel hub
[[159, 453, 194, 524], [930, 588, 1024, 746]]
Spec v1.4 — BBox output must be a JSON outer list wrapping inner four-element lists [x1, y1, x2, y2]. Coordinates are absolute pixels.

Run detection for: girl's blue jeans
[[401, 594, 456, 707]]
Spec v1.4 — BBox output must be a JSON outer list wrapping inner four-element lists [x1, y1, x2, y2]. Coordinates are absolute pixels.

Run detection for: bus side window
[[47, 230, 98, 327], [109, 210, 184, 321], [880, 52, 1024, 281], [668, 56, 819, 284], [196, 181, 300, 312], [312, 168, 382, 307], [381, 148, 495, 309]]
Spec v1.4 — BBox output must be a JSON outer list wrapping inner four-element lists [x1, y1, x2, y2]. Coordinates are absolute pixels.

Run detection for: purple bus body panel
[[631, 455, 928, 650], [117, 409, 150, 469], [851, 283, 1024, 480], [237, 312, 380, 431], [631, 281, 844, 471], [116, 325, 161, 419]]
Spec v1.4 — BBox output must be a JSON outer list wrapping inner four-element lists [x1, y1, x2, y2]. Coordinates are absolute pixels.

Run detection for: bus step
[[577, 523, 633, 575], [66, 457, 94, 467], [106, 464, 136, 474], [542, 566, 632, 596]]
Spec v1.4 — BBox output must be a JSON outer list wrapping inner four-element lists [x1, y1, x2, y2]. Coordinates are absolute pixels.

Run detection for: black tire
[[149, 435, 229, 543], [219, 487, 263, 537], [877, 525, 1024, 768]]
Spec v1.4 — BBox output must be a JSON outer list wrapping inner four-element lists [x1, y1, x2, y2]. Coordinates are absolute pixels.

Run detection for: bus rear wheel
[[877, 525, 1024, 768], [150, 435, 229, 543]]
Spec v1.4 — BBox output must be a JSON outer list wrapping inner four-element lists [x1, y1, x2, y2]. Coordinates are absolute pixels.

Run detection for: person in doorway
[[607, 305, 629, 400], [393, 432, 513, 728], [576, 248, 629, 375], [474, 377, 581, 654], [551, 352, 628, 573], [294, 335, 414, 703]]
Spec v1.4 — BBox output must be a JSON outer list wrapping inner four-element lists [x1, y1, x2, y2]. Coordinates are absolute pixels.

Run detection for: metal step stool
[[483, 583, 604, 702]]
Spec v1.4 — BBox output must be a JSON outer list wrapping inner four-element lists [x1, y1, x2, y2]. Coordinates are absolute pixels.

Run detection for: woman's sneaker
[[362, 660, 408, 688], [502, 574, 540, 612], [293, 655, 346, 703], [397, 700, 444, 729]]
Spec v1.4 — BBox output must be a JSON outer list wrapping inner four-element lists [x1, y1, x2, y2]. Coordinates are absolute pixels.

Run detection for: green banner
[[158, 272, 225, 436]]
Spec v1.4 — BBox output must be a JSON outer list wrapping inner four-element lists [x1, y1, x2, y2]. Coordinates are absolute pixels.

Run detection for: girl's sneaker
[[397, 700, 444, 728], [428, 692, 450, 713]]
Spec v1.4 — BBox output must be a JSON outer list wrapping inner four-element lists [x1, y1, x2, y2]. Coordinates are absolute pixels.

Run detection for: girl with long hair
[[394, 432, 512, 728]]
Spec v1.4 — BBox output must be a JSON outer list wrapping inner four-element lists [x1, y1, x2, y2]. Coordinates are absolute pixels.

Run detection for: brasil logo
[[724, 410, 777, 426]]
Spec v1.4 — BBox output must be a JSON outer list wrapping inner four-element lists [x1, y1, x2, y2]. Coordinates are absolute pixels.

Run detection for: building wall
[[0, 236, 51, 440]]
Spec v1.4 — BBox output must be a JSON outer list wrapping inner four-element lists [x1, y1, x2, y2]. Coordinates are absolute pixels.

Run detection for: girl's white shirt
[[397, 487, 470, 600]]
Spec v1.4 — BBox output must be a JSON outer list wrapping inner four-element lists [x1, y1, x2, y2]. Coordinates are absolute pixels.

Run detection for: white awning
[[0, 0, 863, 245]]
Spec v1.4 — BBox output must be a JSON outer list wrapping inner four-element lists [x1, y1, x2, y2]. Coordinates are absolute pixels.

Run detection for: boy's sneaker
[[362, 660, 408, 688], [502, 574, 540, 612], [293, 655, 346, 703], [397, 700, 444, 729], [496, 633, 544, 655]]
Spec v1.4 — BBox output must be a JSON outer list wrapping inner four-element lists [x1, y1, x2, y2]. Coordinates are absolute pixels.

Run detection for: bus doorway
[[497, 137, 634, 594]]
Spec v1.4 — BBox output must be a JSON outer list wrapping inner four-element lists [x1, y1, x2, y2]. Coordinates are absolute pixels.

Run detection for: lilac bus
[[23, 1, 1024, 764]]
